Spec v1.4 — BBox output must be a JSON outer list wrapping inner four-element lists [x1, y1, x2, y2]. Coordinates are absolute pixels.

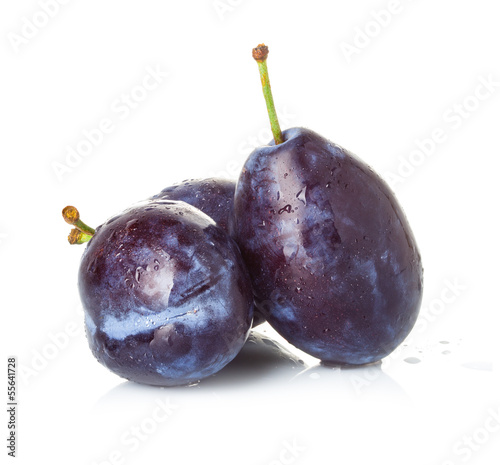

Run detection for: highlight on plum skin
[[149, 178, 266, 327]]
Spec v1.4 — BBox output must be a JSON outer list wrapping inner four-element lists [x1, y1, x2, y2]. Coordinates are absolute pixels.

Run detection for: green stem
[[253, 44, 283, 145], [74, 219, 95, 236], [62, 206, 95, 236]]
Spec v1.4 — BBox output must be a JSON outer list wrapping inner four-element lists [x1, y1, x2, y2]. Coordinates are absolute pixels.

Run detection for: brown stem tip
[[252, 44, 269, 62], [68, 228, 93, 245], [62, 205, 95, 236], [62, 206, 79, 225], [68, 228, 83, 245]]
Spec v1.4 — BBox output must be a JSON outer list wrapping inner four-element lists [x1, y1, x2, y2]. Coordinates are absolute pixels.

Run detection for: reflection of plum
[[228, 331, 305, 371], [94, 331, 307, 413], [79, 200, 253, 386], [291, 363, 409, 401], [199, 331, 306, 387]]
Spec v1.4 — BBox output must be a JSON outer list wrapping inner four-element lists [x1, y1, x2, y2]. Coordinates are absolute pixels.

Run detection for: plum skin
[[150, 177, 266, 327], [150, 178, 235, 233], [79, 200, 254, 386], [231, 127, 423, 365]]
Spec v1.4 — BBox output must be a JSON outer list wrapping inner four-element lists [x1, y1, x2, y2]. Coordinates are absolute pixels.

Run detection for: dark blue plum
[[150, 178, 266, 327], [232, 127, 423, 365], [79, 200, 254, 386], [150, 178, 235, 233]]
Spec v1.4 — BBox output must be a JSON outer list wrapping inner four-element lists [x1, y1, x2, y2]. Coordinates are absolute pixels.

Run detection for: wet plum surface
[[232, 127, 423, 365], [79, 200, 254, 386], [150, 178, 266, 327], [150, 178, 235, 233]]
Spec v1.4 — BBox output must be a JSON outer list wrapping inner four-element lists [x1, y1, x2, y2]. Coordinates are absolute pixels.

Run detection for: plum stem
[[62, 206, 95, 237], [253, 44, 283, 145], [68, 228, 93, 245]]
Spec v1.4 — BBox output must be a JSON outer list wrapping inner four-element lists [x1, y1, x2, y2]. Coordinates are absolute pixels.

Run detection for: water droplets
[[296, 187, 307, 205], [135, 266, 144, 283], [107, 229, 117, 242], [87, 257, 98, 274], [126, 219, 138, 231], [278, 205, 292, 215]]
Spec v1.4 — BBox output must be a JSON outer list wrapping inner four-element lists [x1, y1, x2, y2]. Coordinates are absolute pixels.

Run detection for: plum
[[232, 127, 423, 364], [231, 45, 423, 365], [76, 200, 254, 386]]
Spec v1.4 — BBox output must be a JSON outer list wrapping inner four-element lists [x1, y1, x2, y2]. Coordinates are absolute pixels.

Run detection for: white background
[[1, 1, 500, 464]]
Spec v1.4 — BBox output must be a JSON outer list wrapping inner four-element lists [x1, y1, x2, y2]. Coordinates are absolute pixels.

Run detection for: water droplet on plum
[[135, 267, 144, 283], [278, 205, 292, 214], [126, 219, 138, 230], [296, 187, 307, 205]]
